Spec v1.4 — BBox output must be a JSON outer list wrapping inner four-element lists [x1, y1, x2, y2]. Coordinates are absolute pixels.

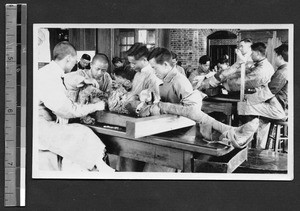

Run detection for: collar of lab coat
[[163, 66, 178, 83], [51, 60, 65, 78]]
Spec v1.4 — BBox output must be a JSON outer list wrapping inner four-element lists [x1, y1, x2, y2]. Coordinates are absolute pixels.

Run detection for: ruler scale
[[5, 4, 27, 207]]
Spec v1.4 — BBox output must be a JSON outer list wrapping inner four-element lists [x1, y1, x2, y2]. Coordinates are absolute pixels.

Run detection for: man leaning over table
[[36, 41, 114, 172], [119, 47, 259, 172], [141, 47, 260, 150]]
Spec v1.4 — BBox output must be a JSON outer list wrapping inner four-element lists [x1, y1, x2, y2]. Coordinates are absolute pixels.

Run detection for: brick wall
[[169, 29, 238, 71]]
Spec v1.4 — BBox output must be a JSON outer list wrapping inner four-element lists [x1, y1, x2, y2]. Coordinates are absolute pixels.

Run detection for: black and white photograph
[[32, 24, 293, 180]]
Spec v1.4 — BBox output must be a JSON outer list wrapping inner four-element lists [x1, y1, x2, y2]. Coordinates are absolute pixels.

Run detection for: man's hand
[[81, 115, 95, 125], [139, 89, 152, 102], [111, 80, 119, 89], [94, 101, 106, 111], [137, 103, 161, 117], [235, 49, 247, 64], [149, 103, 161, 116], [82, 78, 99, 89]]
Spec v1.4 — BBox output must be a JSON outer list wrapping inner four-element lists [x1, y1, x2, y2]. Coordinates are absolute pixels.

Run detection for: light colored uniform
[[176, 65, 186, 77], [64, 69, 112, 93], [160, 67, 203, 106], [238, 63, 287, 119]]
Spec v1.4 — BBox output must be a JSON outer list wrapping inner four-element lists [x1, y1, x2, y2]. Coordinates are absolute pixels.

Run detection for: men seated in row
[[145, 47, 259, 149], [112, 44, 259, 171], [110, 44, 259, 149], [193, 40, 288, 149]]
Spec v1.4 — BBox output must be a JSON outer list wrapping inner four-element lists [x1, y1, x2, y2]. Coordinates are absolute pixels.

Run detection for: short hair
[[217, 56, 229, 65], [251, 42, 266, 56], [171, 51, 178, 60], [147, 47, 173, 66], [240, 38, 253, 44], [92, 53, 109, 64], [274, 44, 288, 62], [199, 55, 211, 64], [53, 41, 76, 61], [81, 54, 91, 61], [114, 65, 136, 81], [126, 43, 149, 60], [112, 57, 123, 64]]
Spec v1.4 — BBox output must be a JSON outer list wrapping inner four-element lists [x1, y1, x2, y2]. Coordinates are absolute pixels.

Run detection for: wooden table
[[88, 124, 248, 173], [202, 94, 240, 126]]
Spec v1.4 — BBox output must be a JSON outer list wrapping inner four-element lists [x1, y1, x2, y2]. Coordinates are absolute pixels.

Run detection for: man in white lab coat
[[36, 41, 114, 172]]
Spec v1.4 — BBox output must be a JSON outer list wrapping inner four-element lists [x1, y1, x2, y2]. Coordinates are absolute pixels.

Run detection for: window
[[118, 29, 156, 57], [119, 29, 135, 57], [138, 29, 156, 49]]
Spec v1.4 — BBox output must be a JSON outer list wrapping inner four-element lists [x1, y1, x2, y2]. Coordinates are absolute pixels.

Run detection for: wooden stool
[[266, 120, 288, 152]]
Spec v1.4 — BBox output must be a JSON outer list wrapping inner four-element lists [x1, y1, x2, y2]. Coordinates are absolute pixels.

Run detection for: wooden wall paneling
[[134, 29, 139, 43], [110, 29, 114, 62], [48, 28, 60, 60], [155, 29, 159, 47], [69, 28, 96, 51], [97, 29, 111, 56], [113, 29, 120, 57], [84, 29, 96, 50], [97, 29, 112, 72]]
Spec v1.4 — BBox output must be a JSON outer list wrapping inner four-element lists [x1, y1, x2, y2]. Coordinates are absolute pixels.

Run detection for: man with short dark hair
[[126, 43, 162, 103], [36, 41, 114, 172], [71, 53, 91, 72], [188, 55, 212, 86], [112, 57, 124, 68]]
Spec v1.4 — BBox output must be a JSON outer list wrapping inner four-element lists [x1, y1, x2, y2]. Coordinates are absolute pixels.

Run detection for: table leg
[[227, 115, 232, 126], [183, 152, 194, 172]]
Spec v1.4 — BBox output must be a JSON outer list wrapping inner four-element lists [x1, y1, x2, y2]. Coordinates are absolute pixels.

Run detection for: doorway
[[207, 31, 238, 67]]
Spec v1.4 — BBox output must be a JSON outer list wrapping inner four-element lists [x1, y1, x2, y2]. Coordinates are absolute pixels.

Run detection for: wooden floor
[[234, 149, 288, 174]]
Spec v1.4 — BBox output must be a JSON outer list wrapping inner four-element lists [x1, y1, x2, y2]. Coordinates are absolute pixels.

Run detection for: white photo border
[[32, 24, 294, 180]]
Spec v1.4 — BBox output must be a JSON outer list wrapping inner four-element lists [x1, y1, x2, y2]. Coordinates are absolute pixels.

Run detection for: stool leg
[[266, 123, 275, 149], [275, 124, 281, 152], [282, 125, 288, 153]]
